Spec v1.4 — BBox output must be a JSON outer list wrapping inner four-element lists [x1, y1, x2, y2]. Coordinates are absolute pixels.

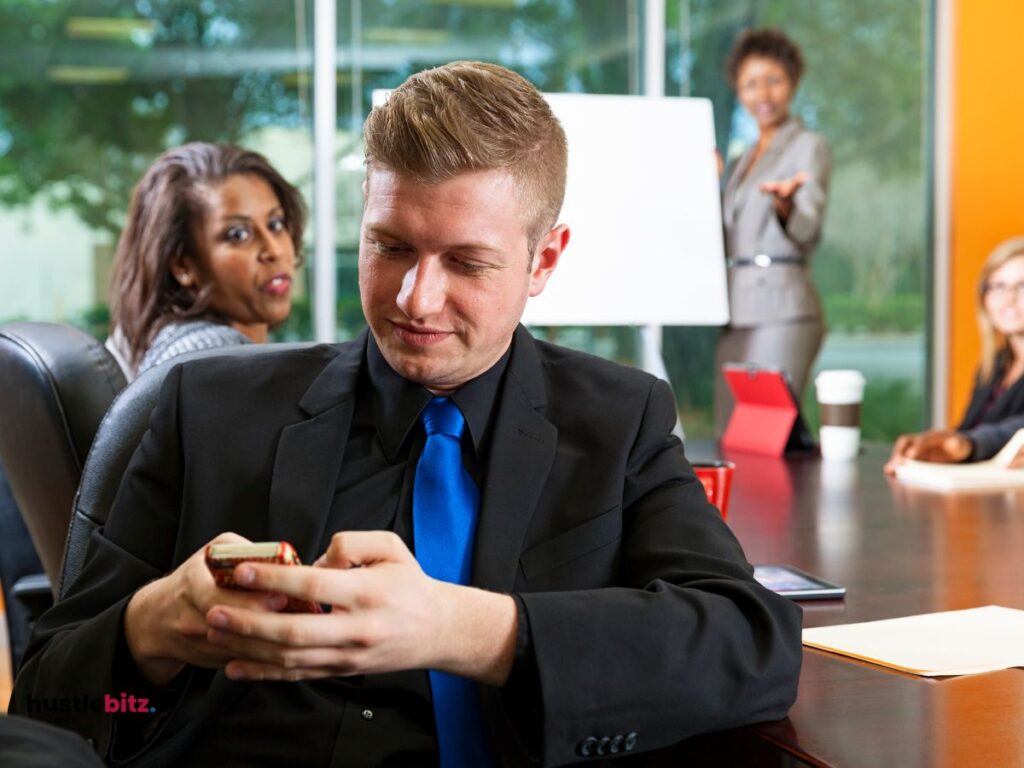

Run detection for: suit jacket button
[[609, 734, 624, 754], [361, 708, 374, 721], [624, 731, 638, 751], [596, 736, 612, 755], [577, 737, 598, 757]]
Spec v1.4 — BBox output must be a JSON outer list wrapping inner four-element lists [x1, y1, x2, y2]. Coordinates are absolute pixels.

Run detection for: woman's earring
[[175, 270, 194, 287]]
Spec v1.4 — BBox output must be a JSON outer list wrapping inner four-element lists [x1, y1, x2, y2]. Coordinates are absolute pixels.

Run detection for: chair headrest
[[62, 341, 317, 596], [0, 322, 126, 585], [0, 322, 126, 469]]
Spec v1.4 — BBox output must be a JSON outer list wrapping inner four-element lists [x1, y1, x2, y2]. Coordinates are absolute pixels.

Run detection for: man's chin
[[378, 345, 454, 390], [397, 364, 458, 395]]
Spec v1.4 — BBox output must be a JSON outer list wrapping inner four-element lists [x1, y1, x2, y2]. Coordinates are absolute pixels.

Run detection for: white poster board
[[523, 93, 729, 326]]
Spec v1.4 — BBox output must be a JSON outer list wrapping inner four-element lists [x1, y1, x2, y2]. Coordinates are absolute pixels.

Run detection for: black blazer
[[958, 358, 1024, 460], [13, 326, 802, 766]]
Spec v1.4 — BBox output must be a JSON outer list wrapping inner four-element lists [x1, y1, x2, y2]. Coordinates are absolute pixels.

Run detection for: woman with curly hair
[[714, 27, 832, 434]]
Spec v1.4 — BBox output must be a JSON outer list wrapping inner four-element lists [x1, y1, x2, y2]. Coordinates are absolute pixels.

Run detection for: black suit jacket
[[13, 326, 802, 766], [958, 360, 1024, 460]]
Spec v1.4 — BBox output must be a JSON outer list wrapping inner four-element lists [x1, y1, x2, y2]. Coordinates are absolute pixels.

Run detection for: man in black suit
[[13, 61, 802, 766]]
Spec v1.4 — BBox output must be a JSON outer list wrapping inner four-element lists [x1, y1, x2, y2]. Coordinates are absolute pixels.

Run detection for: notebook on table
[[894, 428, 1024, 491]]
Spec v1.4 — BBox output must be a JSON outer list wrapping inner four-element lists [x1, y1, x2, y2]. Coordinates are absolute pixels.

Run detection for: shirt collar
[[367, 333, 512, 461]]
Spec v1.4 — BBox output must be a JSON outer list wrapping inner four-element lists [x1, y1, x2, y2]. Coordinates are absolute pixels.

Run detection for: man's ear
[[528, 224, 570, 298]]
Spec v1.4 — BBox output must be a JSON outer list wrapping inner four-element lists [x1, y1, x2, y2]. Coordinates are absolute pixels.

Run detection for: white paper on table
[[802, 605, 1024, 676], [894, 428, 1024, 491]]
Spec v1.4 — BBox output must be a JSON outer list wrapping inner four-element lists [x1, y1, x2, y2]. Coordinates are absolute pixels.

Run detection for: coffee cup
[[693, 461, 735, 518], [814, 370, 866, 461]]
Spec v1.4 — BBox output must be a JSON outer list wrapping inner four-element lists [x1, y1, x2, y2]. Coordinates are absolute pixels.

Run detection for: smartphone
[[205, 541, 322, 613], [753, 564, 846, 601]]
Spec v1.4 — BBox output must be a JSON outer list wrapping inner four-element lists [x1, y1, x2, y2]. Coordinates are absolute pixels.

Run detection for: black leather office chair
[[0, 322, 127, 668], [59, 342, 315, 597]]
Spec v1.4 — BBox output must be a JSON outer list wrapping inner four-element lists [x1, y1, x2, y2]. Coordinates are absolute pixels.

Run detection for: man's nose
[[396, 258, 446, 319]]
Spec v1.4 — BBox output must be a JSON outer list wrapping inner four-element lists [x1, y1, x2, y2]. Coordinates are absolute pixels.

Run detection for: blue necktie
[[413, 397, 492, 768]]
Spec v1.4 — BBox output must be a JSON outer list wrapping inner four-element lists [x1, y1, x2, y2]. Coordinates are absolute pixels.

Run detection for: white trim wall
[[313, 0, 338, 343], [932, 0, 952, 426]]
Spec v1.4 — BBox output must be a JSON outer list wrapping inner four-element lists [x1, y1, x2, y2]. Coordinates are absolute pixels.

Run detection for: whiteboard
[[522, 93, 729, 326]]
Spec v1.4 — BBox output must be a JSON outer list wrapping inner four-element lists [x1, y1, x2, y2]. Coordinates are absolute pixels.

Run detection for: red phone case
[[205, 541, 322, 614]]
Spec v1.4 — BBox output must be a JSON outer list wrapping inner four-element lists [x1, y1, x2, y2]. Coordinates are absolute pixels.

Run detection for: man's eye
[[372, 241, 408, 256], [454, 259, 486, 274]]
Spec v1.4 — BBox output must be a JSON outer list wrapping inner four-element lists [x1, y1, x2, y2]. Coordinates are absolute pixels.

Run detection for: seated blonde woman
[[886, 237, 1024, 474]]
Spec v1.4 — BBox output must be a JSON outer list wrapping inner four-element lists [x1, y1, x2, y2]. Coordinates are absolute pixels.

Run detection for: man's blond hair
[[363, 61, 568, 256]]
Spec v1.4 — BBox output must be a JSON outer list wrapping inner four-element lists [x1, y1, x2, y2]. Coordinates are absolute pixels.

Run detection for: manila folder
[[802, 605, 1024, 676]]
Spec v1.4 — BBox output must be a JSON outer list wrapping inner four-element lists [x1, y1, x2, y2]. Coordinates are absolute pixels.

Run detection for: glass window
[[0, 1, 315, 340], [333, 0, 642, 353], [1, 1, 929, 442]]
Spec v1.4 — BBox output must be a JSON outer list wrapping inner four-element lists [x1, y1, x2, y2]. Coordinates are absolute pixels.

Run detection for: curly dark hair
[[726, 27, 805, 89]]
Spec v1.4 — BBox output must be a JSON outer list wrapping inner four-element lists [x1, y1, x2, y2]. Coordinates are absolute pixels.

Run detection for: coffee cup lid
[[815, 370, 866, 387]]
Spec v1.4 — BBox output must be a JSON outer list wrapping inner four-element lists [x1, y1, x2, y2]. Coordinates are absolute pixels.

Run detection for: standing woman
[[714, 28, 832, 434], [106, 142, 305, 379]]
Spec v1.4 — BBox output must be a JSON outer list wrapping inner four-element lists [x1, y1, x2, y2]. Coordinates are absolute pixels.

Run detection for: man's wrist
[[124, 579, 185, 686], [433, 582, 517, 686]]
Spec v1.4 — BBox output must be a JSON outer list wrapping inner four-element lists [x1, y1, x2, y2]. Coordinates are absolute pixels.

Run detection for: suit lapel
[[729, 117, 803, 223], [472, 327, 557, 593], [751, 118, 800, 181], [266, 331, 367, 564]]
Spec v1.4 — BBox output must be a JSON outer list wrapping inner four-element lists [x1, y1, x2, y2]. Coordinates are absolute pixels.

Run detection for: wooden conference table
[[628, 442, 1024, 767]]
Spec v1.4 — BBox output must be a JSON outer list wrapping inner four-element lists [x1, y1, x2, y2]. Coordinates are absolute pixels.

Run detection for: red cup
[[693, 461, 735, 518]]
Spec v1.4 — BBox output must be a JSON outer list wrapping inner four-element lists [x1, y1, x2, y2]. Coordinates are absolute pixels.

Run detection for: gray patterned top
[[106, 320, 250, 381], [137, 320, 250, 376]]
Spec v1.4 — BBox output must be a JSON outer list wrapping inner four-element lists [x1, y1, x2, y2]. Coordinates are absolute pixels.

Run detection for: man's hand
[[760, 171, 809, 223], [884, 430, 972, 476], [123, 532, 291, 687], [203, 531, 518, 686]]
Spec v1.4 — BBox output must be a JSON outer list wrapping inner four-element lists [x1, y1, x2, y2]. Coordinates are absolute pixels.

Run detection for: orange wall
[[949, 1, 1024, 424]]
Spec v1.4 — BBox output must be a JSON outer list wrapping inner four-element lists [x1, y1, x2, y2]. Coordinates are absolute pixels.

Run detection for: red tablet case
[[721, 366, 814, 456]]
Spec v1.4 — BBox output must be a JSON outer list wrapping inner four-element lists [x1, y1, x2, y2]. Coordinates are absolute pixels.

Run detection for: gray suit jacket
[[722, 118, 831, 327]]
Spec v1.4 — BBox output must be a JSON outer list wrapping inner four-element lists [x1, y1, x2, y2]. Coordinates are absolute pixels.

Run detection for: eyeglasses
[[983, 282, 1024, 301]]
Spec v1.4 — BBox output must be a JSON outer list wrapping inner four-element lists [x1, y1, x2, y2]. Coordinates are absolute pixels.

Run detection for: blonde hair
[[978, 236, 1024, 381], [362, 61, 567, 256]]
